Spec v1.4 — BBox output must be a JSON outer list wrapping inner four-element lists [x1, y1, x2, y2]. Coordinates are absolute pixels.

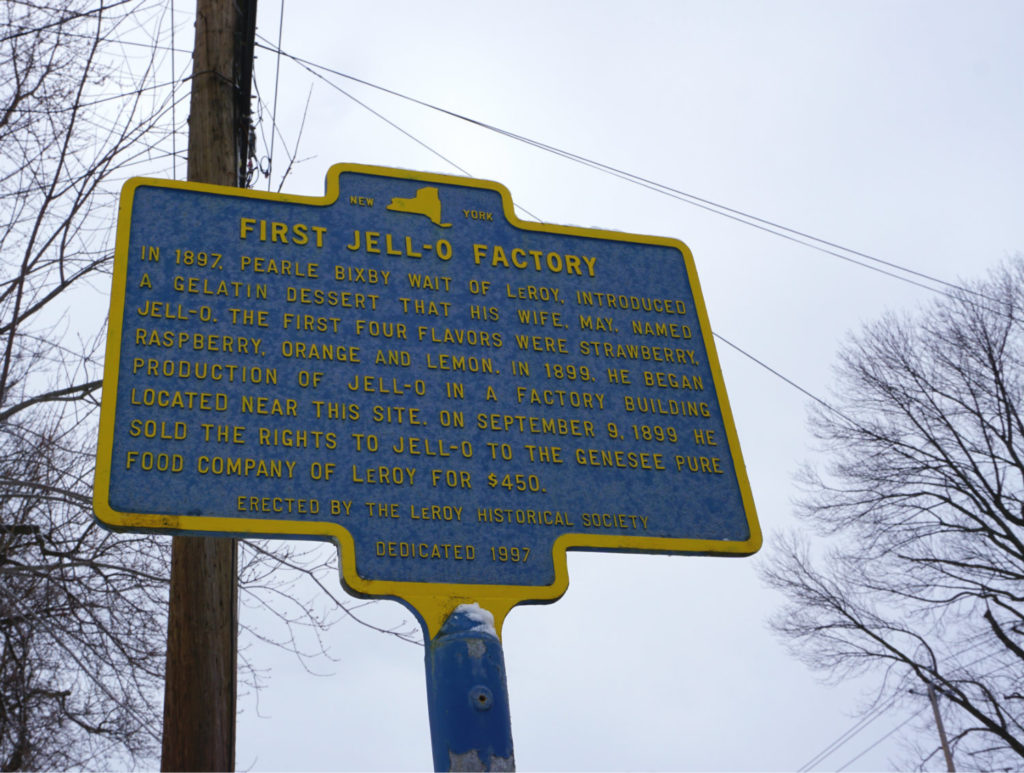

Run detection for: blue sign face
[[95, 164, 758, 621]]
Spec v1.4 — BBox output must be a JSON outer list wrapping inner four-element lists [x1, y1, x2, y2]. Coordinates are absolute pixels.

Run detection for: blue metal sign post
[[95, 164, 759, 770], [426, 605, 514, 771]]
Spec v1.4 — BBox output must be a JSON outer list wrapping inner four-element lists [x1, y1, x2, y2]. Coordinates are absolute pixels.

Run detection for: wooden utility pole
[[928, 685, 956, 773], [161, 0, 256, 769]]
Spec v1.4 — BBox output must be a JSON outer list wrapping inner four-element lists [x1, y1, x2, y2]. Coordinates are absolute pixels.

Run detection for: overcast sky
[[139, 2, 1024, 770]]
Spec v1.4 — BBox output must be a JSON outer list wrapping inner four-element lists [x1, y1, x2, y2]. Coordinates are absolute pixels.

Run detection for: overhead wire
[[835, 706, 928, 772], [797, 694, 900, 772], [258, 42, 470, 181], [272, 48, 547, 225], [170, 0, 176, 179], [266, 0, 284, 191], [257, 42, 1024, 371], [794, 631, 1020, 771], [252, 41, 993, 304], [710, 333, 859, 426], [247, 37, 899, 423]]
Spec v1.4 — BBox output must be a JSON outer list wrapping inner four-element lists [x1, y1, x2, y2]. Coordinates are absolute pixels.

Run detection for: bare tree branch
[[765, 257, 1024, 770]]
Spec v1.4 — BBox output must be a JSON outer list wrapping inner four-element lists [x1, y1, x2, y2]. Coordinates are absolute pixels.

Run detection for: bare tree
[[764, 258, 1024, 770], [0, 2, 418, 768], [0, 0, 183, 766]]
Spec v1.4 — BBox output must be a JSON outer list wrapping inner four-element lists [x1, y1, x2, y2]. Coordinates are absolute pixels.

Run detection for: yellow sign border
[[94, 162, 761, 637]]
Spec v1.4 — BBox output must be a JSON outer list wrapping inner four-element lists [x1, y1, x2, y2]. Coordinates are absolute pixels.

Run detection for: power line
[[260, 44, 853, 419], [244, 38, 1024, 454], [249, 43, 1024, 340], [274, 46, 471, 180], [712, 333, 856, 423], [261, 42, 544, 222], [252, 41, 986, 302], [170, 0, 177, 179], [836, 706, 927, 772], [266, 0, 284, 191], [798, 696, 900, 771], [794, 634, 1017, 772], [244, 36, 902, 425]]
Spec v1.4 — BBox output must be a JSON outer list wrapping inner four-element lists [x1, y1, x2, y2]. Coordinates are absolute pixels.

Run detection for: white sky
[[145, 1, 1024, 770]]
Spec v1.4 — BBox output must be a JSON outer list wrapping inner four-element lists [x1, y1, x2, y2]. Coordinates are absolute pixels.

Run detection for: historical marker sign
[[95, 163, 759, 631]]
